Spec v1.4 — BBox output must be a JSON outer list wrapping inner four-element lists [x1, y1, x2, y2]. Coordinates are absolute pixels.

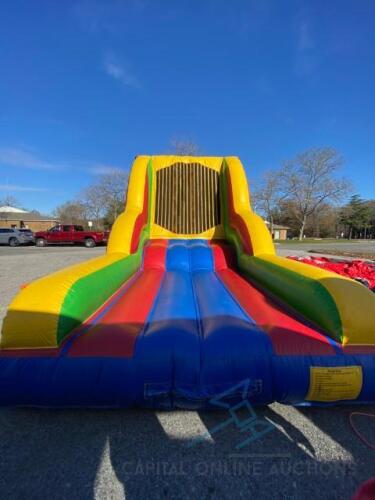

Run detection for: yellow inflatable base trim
[[1, 252, 127, 348]]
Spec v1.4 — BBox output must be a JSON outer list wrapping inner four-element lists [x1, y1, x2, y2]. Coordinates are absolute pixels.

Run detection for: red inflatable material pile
[[288, 256, 375, 291]]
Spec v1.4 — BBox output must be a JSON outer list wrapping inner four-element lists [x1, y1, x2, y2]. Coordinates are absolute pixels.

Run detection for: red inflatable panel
[[68, 268, 164, 357], [143, 239, 167, 269], [68, 242, 167, 358], [130, 173, 149, 253], [212, 244, 336, 356], [226, 172, 253, 254], [289, 256, 375, 291]]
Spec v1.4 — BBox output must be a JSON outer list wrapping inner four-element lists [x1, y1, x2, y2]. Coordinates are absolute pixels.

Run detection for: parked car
[[0, 228, 35, 246], [34, 224, 109, 248]]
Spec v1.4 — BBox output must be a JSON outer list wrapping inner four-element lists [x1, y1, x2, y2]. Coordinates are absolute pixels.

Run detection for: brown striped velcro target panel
[[154, 162, 221, 234]]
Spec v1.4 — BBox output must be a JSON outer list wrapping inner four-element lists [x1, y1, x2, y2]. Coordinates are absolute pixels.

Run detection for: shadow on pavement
[[0, 403, 373, 499]]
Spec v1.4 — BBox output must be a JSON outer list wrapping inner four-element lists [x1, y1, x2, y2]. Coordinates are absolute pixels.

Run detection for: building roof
[[0, 210, 58, 222], [0, 205, 28, 213], [264, 221, 290, 230]]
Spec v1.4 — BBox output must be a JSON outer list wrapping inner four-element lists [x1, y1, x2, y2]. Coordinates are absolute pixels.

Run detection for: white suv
[[0, 228, 35, 246]]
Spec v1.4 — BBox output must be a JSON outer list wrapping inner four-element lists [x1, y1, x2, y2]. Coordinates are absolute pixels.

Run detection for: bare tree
[[99, 169, 128, 221], [54, 201, 88, 225], [79, 169, 128, 228], [281, 148, 351, 240], [53, 169, 128, 230], [0, 195, 20, 207], [306, 203, 340, 238], [80, 184, 107, 229], [253, 170, 287, 235], [170, 137, 200, 156]]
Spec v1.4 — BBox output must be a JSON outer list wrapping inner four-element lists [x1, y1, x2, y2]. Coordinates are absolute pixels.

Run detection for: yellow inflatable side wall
[[1, 156, 150, 348], [224, 157, 375, 346], [107, 156, 149, 253], [1, 253, 127, 348], [224, 157, 275, 256], [256, 254, 375, 345]]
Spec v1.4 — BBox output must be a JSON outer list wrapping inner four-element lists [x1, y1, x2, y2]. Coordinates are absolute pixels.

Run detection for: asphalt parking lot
[[0, 245, 374, 499], [276, 240, 375, 260]]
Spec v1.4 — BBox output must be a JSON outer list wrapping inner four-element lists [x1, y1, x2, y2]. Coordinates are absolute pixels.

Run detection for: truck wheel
[[36, 238, 47, 247], [84, 238, 96, 248], [9, 237, 19, 247]]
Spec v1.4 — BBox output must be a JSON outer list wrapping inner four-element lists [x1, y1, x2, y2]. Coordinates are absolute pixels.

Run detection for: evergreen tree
[[340, 195, 372, 238]]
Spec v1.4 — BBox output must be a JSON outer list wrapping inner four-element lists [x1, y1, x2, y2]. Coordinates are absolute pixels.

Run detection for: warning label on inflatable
[[306, 366, 363, 402]]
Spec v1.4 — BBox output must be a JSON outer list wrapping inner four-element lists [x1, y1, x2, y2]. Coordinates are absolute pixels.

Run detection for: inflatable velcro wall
[[1, 156, 374, 407]]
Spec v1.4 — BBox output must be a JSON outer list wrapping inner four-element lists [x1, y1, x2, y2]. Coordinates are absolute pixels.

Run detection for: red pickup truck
[[35, 225, 109, 248]]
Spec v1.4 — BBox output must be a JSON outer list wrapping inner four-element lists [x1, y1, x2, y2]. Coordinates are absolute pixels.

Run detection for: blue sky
[[0, 0, 374, 213]]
